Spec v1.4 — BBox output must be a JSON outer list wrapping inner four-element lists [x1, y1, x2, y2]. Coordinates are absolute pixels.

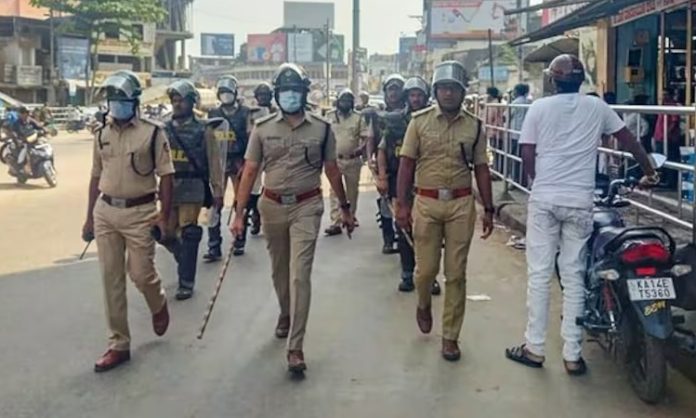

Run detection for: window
[[131, 24, 144, 41], [104, 24, 120, 40]]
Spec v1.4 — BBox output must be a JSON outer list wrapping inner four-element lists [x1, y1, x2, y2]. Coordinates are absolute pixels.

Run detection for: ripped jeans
[[524, 200, 592, 362]]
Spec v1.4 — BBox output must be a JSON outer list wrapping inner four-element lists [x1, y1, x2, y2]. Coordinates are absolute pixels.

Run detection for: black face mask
[[337, 101, 353, 113]]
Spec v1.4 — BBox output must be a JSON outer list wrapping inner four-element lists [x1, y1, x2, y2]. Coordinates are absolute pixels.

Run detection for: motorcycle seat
[[593, 226, 669, 260]]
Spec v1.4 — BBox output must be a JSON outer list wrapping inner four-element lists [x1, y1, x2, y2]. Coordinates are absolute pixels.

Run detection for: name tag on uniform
[[171, 149, 190, 162], [214, 131, 236, 141]]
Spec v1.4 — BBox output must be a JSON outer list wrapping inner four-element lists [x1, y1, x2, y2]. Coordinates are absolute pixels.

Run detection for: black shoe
[[431, 280, 441, 296], [203, 247, 222, 262], [251, 223, 261, 236], [382, 243, 398, 255], [398, 276, 415, 292], [324, 225, 342, 236], [176, 287, 193, 300], [233, 247, 245, 256]]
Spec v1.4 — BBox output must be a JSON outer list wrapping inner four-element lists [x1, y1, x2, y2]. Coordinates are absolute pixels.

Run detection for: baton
[[197, 242, 235, 340], [368, 169, 414, 249], [79, 240, 93, 260]]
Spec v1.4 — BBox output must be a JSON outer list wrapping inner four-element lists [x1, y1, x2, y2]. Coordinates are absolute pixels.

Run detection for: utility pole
[[517, 0, 525, 83], [48, 7, 55, 105], [325, 19, 331, 105], [487, 29, 495, 88], [351, 0, 360, 93]]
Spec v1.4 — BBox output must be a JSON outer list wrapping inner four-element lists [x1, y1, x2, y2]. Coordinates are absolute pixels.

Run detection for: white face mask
[[278, 91, 303, 114], [219, 92, 236, 105]]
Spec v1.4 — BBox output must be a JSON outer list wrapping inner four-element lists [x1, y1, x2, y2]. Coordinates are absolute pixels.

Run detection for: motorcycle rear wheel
[[43, 161, 57, 188], [619, 314, 667, 404]]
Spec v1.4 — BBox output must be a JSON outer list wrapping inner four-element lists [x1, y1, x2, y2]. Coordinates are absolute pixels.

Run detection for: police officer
[[356, 91, 371, 111], [254, 82, 278, 113], [82, 70, 173, 372], [162, 80, 225, 300], [324, 89, 364, 236], [205, 75, 253, 259], [231, 63, 355, 373], [245, 82, 278, 237], [377, 76, 441, 294], [366, 74, 407, 254], [397, 61, 495, 362]]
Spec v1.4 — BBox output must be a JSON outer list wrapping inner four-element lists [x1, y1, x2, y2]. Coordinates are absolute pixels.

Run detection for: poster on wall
[[578, 27, 598, 93], [246, 33, 287, 63], [57, 37, 90, 81], [429, 0, 518, 40]]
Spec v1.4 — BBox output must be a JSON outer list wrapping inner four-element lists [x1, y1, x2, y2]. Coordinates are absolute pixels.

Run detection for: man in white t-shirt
[[505, 55, 659, 375]]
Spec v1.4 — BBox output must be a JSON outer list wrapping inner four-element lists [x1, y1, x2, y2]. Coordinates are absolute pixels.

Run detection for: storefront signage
[[611, 0, 689, 26]]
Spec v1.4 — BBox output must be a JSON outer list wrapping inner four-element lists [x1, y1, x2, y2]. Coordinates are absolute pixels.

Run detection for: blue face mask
[[108, 100, 135, 121], [277, 91, 303, 114]]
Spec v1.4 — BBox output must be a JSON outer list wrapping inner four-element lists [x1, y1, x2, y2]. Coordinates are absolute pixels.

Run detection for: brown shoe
[[153, 301, 169, 337], [287, 350, 307, 373], [416, 306, 432, 334], [94, 349, 131, 373], [275, 315, 290, 339], [442, 339, 461, 362]]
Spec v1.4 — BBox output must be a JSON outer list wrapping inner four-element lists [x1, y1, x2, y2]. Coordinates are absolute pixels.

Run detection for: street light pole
[[352, 0, 360, 93], [325, 19, 331, 105]]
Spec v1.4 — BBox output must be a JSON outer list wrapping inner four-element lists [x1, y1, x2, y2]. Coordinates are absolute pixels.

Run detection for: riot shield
[[207, 116, 230, 227]]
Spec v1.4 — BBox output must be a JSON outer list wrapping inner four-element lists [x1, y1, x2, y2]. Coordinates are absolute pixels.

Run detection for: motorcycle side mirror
[[650, 153, 668, 169]]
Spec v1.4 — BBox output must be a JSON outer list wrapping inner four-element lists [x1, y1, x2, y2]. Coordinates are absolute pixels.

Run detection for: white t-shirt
[[519, 93, 625, 209]]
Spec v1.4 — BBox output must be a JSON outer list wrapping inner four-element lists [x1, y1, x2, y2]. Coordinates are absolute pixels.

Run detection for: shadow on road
[[0, 182, 48, 191]]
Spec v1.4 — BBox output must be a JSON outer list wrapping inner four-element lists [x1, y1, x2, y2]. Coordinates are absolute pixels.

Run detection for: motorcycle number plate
[[627, 278, 676, 301]]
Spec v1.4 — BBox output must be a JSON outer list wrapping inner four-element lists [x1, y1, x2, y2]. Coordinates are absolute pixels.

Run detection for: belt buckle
[[280, 194, 298, 205], [111, 197, 128, 208], [438, 189, 453, 201]]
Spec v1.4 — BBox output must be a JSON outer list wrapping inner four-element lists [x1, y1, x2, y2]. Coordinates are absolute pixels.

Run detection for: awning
[[509, 0, 646, 46], [524, 37, 579, 63]]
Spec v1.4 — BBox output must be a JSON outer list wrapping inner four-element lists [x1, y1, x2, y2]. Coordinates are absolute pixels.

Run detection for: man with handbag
[[163, 80, 226, 300]]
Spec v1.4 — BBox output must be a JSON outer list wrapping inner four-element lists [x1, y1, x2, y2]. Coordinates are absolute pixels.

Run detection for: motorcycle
[[66, 117, 86, 133], [0, 128, 57, 187], [571, 154, 693, 403]]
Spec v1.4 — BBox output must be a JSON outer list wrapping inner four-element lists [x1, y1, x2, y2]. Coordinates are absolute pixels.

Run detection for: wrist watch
[[340, 201, 352, 210], [484, 206, 495, 215]]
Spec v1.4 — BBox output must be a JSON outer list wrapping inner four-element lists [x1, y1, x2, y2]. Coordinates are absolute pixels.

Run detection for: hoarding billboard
[[284, 1, 334, 29], [247, 33, 288, 63], [288, 32, 314, 63], [477, 66, 509, 82], [312, 31, 344, 63], [201, 33, 235, 56], [57, 36, 90, 81], [430, 0, 518, 40]]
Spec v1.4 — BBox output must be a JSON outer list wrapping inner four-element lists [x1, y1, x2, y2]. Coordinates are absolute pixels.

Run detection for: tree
[[31, 0, 167, 103]]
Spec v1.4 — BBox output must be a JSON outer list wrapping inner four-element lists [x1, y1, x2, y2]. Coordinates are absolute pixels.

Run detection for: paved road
[[2, 133, 696, 417]]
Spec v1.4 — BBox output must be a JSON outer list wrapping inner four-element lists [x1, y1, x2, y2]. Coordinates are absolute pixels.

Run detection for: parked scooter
[[0, 128, 57, 187]]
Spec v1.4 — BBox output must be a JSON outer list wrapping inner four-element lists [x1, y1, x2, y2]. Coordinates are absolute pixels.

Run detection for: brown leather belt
[[263, 188, 322, 205], [102, 193, 156, 208], [415, 187, 472, 201], [338, 152, 360, 160]]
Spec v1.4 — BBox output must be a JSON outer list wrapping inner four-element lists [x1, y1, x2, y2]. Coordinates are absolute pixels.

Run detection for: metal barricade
[[478, 101, 696, 243]]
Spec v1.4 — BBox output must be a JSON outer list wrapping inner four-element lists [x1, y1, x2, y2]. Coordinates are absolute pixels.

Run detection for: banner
[[312, 31, 344, 63], [57, 37, 90, 81], [611, 0, 688, 26], [430, 0, 518, 40], [288, 33, 314, 63], [201, 33, 235, 57], [247, 33, 287, 63]]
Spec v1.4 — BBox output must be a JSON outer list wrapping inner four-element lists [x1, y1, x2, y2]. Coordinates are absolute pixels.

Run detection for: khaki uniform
[[326, 109, 364, 225], [91, 117, 175, 351], [245, 111, 336, 351], [400, 106, 487, 341]]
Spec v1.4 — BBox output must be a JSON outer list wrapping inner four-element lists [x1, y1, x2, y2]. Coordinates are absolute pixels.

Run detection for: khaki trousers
[[93, 199, 166, 351], [412, 195, 476, 341], [258, 195, 323, 351], [329, 158, 362, 225], [166, 203, 203, 236]]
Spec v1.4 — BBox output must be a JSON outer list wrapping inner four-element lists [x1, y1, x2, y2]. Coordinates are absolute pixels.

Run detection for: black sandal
[[505, 344, 544, 368], [564, 358, 587, 376]]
